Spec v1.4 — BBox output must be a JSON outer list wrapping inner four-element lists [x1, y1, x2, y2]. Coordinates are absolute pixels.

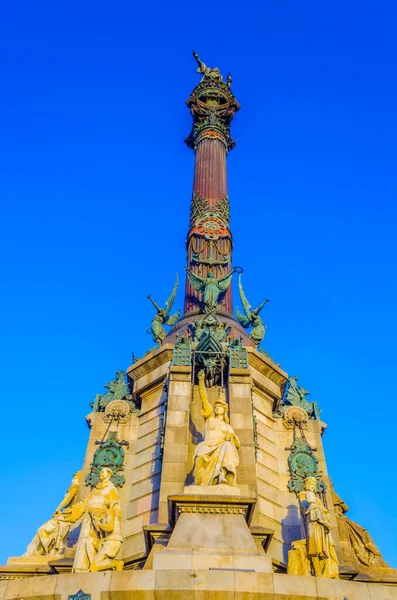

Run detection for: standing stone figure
[[24, 470, 81, 558], [290, 476, 339, 578], [193, 370, 240, 486], [66, 467, 123, 572]]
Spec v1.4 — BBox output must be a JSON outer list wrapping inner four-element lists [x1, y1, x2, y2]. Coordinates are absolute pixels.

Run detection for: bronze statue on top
[[192, 50, 223, 82]]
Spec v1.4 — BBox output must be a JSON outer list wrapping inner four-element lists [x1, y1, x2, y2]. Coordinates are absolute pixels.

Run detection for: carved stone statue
[[24, 471, 81, 558], [147, 274, 180, 345], [235, 274, 269, 345], [332, 487, 389, 569], [192, 50, 223, 82], [193, 370, 240, 486], [289, 476, 339, 578], [186, 268, 235, 312], [66, 467, 123, 572]]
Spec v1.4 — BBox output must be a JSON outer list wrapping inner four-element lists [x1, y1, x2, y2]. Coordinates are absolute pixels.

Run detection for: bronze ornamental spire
[[184, 51, 240, 316]]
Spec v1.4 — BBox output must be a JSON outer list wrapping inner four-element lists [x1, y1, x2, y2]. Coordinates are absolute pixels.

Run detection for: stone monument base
[[1, 569, 397, 599], [152, 493, 272, 573]]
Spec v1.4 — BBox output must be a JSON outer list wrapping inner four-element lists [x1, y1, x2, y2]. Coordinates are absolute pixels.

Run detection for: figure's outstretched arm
[[192, 50, 206, 72], [197, 370, 212, 419], [147, 295, 162, 312], [53, 483, 78, 515]]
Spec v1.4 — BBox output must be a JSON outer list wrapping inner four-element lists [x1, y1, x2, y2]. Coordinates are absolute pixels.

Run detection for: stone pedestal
[[153, 494, 272, 572]]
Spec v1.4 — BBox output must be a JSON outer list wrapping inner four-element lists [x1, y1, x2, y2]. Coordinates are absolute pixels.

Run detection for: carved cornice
[[168, 494, 256, 527], [185, 79, 240, 152]]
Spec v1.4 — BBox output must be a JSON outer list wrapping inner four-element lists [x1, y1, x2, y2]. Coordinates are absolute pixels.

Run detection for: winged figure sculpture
[[236, 274, 269, 346], [147, 274, 180, 345], [186, 268, 235, 312]]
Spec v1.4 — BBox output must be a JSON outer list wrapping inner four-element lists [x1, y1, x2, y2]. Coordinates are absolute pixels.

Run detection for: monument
[[1, 51, 396, 600]]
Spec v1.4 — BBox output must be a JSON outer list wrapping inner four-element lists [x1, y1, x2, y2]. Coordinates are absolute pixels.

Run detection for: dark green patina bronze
[[228, 338, 249, 369], [186, 268, 235, 313], [285, 376, 320, 420], [86, 431, 129, 488], [91, 371, 132, 413], [147, 274, 180, 345], [236, 274, 269, 346], [171, 336, 192, 367]]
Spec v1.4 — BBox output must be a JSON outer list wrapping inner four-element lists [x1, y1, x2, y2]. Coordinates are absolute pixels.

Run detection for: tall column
[[184, 56, 240, 315]]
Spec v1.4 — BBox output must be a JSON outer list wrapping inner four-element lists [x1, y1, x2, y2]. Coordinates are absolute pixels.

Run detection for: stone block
[[137, 416, 161, 439], [4, 574, 58, 598], [129, 473, 161, 501], [228, 397, 254, 414], [258, 497, 275, 519], [121, 532, 147, 561], [193, 568, 235, 597], [55, 571, 111, 600], [153, 549, 193, 570], [166, 410, 190, 428], [127, 491, 160, 519], [154, 569, 194, 599], [239, 446, 256, 465], [134, 430, 160, 454], [131, 457, 162, 484], [229, 383, 252, 398], [124, 508, 158, 537], [232, 551, 272, 572], [234, 571, 274, 600], [168, 381, 191, 395], [252, 390, 274, 417], [256, 421, 276, 443], [109, 569, 155, 600], [159, 480, 185, 500], [0, 581, 7, 600], [257, 479, 281, 506], [316, 578, 371, 600], [230, 412, 255, 430], [167, 395, 191, 411], [164, 424, 189, 445], [138, 404, 163, 424], [132, 444, 161, 468], [237, 429, 255, 446], [368, 584, 397, 599], [162, 443, 188, 463], [237, 464, 258, 484], [160, 461, 188, 482], [274, 573, 317, 598], [257, 449, 279, 472]]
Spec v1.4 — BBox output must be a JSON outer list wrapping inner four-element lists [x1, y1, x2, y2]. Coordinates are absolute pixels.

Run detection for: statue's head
[[72, 470, 82, 485], [207, 272, 214, 279], [214, 389, 229, 424], [304, 477, 317, 492], [100, 467, 113, 482]]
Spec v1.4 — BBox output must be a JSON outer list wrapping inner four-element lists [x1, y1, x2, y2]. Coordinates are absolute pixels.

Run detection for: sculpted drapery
[[67, 467, 123, 573], [24, 471, 81, 558], [193, 370, 240, 486], [290, 477, 339, 578]]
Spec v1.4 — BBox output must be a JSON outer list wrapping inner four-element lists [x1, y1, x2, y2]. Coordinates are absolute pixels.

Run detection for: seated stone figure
[[193, 370, 240, 486], [65, 467, 123, 572], [332, 487, 390, 569], [288, 477, 339, 578], [24, 470, 81, 558]]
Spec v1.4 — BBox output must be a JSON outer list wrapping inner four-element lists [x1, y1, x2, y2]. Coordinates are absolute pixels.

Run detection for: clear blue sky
[[1, 0, 396, 567]]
